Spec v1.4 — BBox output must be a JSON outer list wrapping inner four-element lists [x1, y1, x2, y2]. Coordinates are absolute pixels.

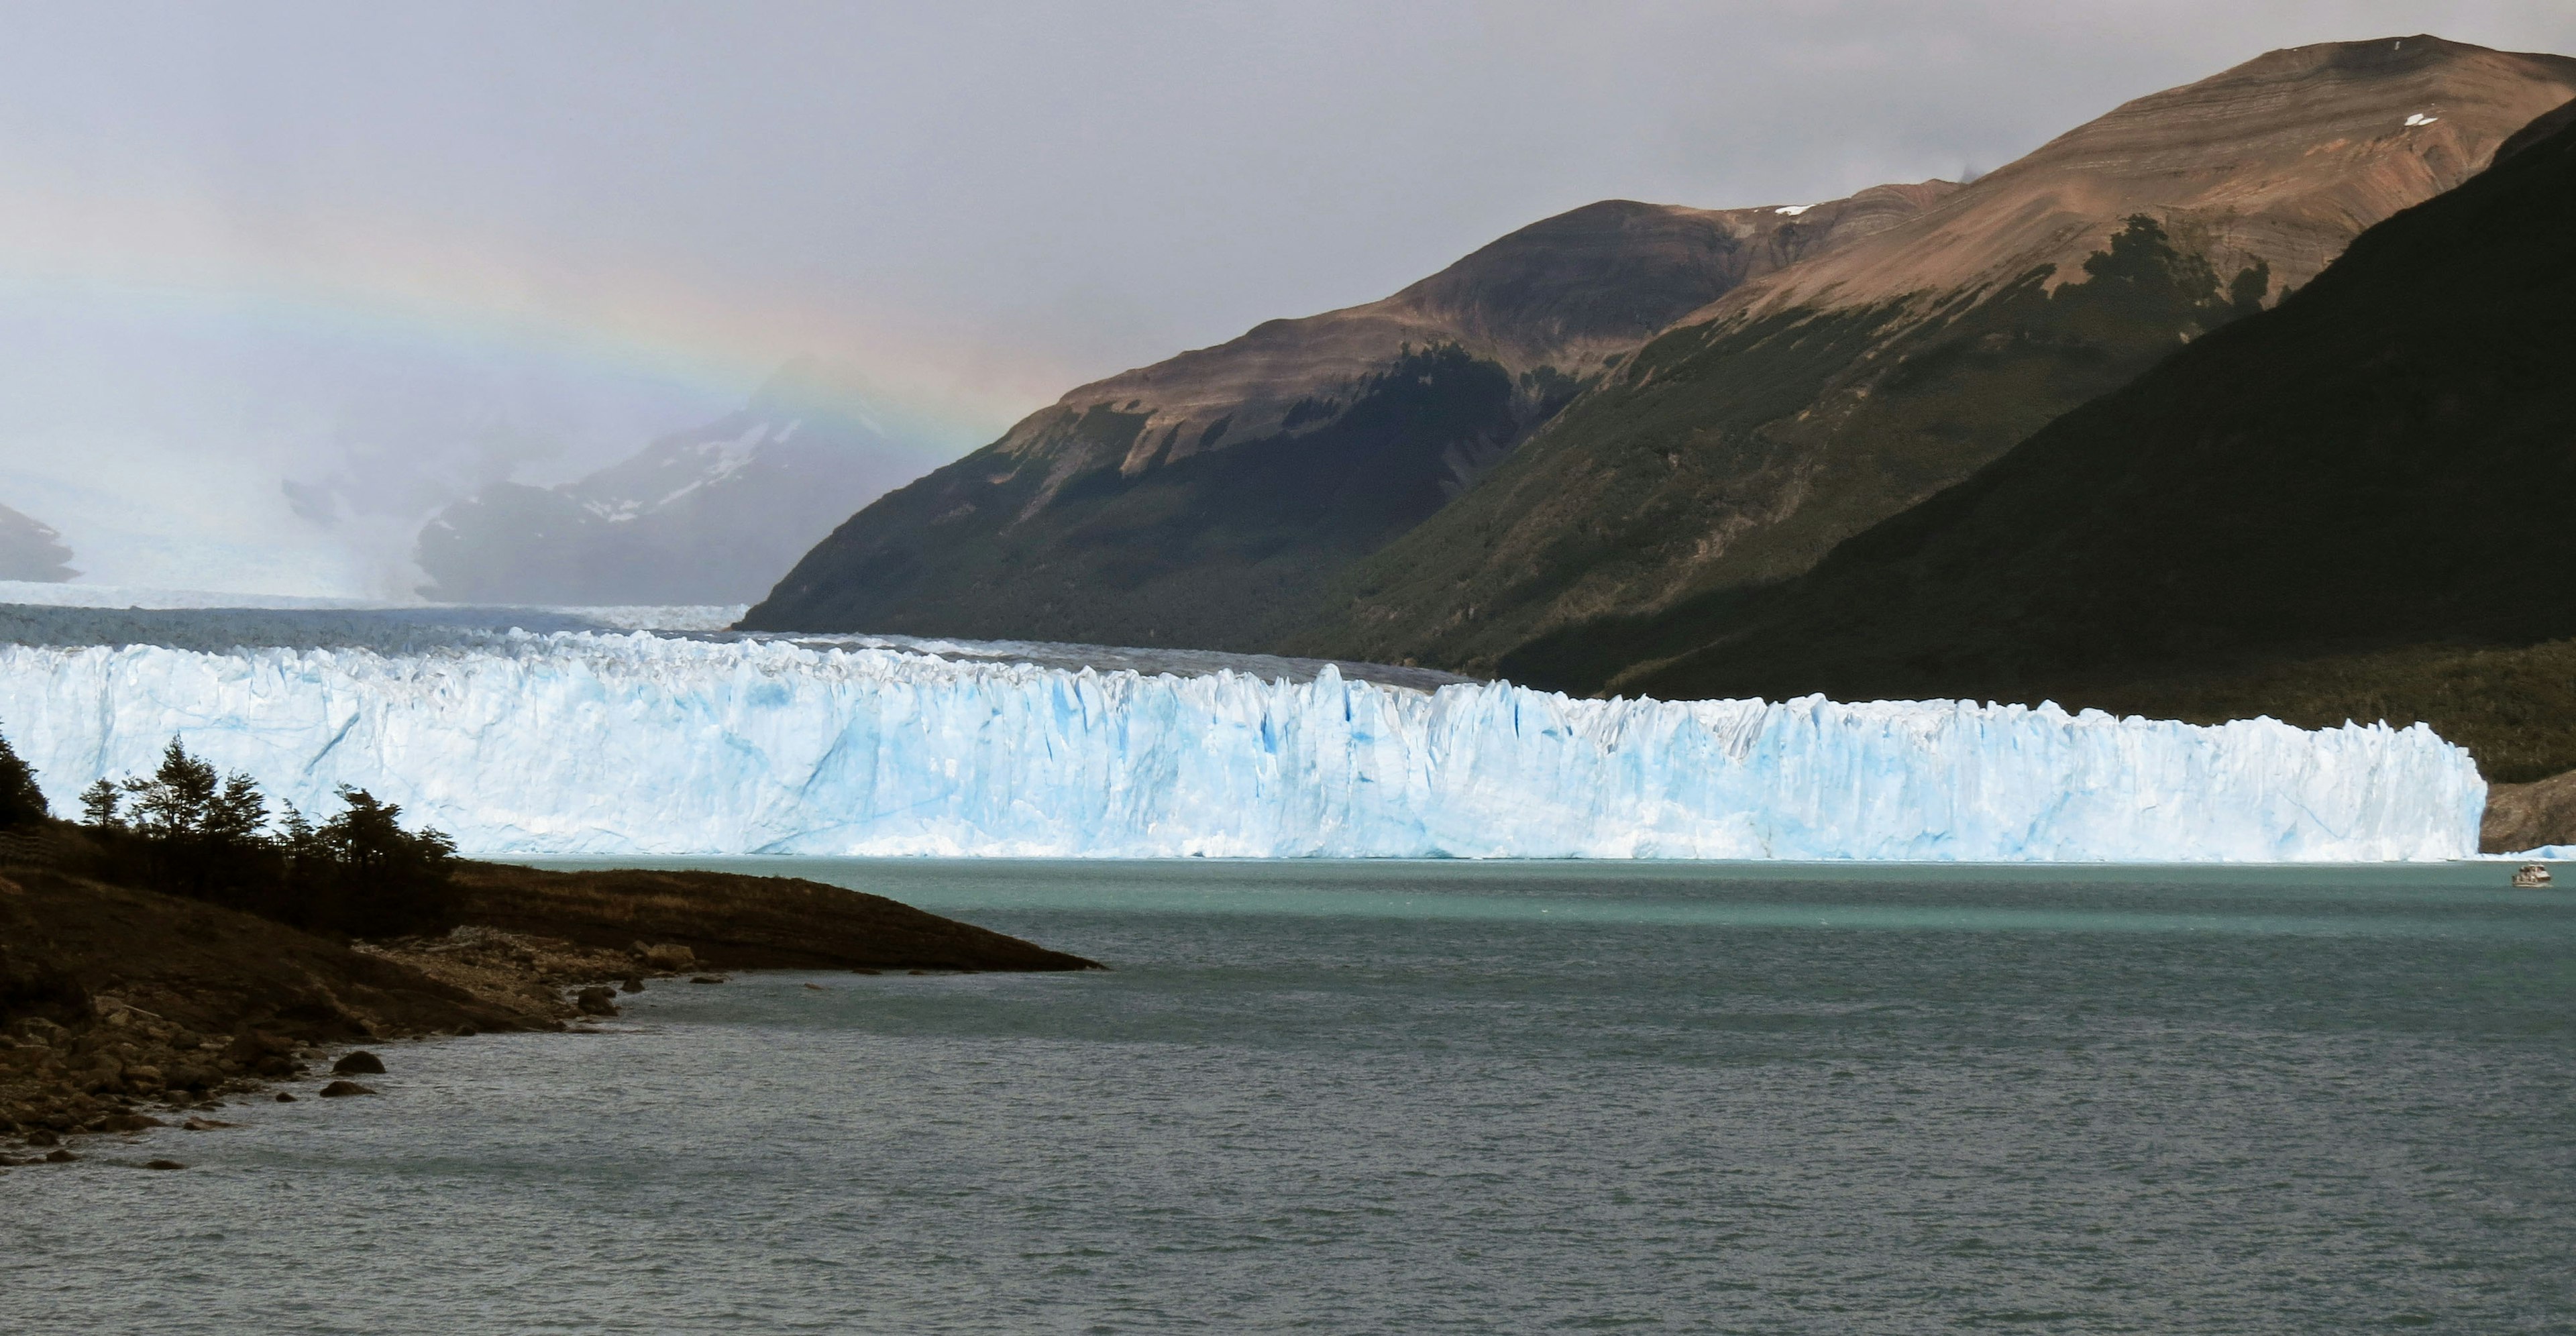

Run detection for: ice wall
[[0, 633, 2485, 860]]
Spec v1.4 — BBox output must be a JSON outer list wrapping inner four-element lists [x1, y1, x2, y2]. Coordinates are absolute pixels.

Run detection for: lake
[[5, 858, 2571, 1333]]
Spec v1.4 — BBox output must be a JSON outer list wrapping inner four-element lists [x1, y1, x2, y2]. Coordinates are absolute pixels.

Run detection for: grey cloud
[[0, 1, 2568, 594]]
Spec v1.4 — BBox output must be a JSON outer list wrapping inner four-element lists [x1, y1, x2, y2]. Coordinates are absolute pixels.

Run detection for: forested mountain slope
[[1293, 36, 2576, 673], [740, 188, 1955, 643], [1509, 106, 2576, 781]]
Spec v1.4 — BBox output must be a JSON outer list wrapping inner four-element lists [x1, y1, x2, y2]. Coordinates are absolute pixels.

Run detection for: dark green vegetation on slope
[[1293, 219, 2269, 670], [742, 33, 2576, 780], [747, 345, 1550, 649], [740, 192, 1954, 645], [1507, 113, 2576, 781], [70, 740, 461, 940]]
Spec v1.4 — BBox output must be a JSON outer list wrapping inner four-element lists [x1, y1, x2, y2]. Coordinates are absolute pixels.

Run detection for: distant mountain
[[415, 368, 929, 606], [1293, 36, 2576, 673], [0, 504, 74, 583], [739, 186, 1957, 643], [1506, 102, 2576, 781]]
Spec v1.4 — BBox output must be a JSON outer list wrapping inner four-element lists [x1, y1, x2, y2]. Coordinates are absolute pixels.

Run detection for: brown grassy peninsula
[[0, 842, 1097, 1161]]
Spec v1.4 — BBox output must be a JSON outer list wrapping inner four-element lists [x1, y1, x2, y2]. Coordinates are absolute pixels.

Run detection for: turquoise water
[[5, 860, 2572, 1333]]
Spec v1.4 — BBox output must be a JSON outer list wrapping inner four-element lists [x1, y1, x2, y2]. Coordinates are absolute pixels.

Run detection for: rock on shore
[[0, 857, 1099, 1150]]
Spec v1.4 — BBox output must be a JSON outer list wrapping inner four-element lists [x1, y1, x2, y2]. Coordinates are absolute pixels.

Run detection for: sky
[[1, 1, 2572, 596]]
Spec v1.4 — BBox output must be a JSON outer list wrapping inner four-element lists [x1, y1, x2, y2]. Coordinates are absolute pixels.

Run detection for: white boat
[[2512, 863, 2553, 888]]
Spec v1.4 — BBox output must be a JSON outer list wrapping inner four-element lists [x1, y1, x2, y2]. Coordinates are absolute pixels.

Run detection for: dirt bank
[[0, 858, 1097, 1156]]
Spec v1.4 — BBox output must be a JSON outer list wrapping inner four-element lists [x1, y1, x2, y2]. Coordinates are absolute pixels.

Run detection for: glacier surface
[[0, 632, 2484, 860]]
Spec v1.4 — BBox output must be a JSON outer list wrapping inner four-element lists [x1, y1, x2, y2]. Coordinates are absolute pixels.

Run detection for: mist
[[1, 0, 2569, 596]]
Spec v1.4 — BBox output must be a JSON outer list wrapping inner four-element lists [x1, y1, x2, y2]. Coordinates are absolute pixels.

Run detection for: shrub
[[0, 731, 47, 830], [69, 736, 460, 938]]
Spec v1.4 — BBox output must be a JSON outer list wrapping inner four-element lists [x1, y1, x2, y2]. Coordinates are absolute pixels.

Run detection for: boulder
[[641, 944, 696, 972], [227, 1032, 300, 1078], [317, 1080, 375, 1098], [43, 1148, 76, 1162], [273, 1092, 297, 1103], [572, 987, 619, 1017], [331, 1051, 387, 1076], [246, 1030, 291, 1055], [78, 1054, 121, 1091], [144, 1159, 184, 1170], [619, 977, 645, 994], [12, 1016, 70, 1045]]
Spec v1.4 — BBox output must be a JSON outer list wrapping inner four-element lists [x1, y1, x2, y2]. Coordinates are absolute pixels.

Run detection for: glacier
[[0, 632, 2484, 860]]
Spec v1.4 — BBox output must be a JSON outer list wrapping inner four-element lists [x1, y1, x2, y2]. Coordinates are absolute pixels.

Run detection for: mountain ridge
[[1290, 35, 2576, 674], [417, 366, 928, 606], [745, 36, 2576, 673], [0, 506, 75, 584], [741, 181, 1957, 642], [993, 184, 1962, 487], [1507, 101, 2576, 781], [1714, 36, 2576, 320]]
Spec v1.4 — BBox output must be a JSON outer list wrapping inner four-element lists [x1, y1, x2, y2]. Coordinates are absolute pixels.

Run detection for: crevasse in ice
[[0, 632, 2484, 860]]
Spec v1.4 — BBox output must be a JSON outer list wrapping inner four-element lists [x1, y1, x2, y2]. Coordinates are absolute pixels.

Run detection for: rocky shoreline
[[0, 927, 653, 1168], [0, 857, 1099, 1171]]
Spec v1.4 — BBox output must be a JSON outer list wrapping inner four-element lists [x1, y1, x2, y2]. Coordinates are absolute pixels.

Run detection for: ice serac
[[0, 634, 2482, 860]]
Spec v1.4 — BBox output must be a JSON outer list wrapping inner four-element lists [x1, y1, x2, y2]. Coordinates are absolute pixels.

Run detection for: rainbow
[[0, 185, 1050, 457]]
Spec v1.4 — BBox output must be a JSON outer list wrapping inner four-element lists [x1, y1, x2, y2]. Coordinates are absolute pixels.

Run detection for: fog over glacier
[[0, 630, 2482, 860], [7, 5, 2571, 595]]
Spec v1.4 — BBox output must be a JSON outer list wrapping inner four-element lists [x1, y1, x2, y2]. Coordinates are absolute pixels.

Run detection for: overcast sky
[[2, 1, 2571, 595]]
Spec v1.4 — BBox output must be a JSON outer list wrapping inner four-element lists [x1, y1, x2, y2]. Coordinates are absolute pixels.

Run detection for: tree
[[78, 779, 121, 829], [124, 740, 220, 840], [207, 773, 268, 846], [0, 730, 46, 830], [299, 787, 459, 937], [62, 742, 461, 938]]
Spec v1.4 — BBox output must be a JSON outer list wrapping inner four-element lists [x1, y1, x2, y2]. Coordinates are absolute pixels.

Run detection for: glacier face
[[0, 632, 2485, 860]]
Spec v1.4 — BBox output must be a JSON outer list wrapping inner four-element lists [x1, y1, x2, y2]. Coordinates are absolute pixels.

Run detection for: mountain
[[739, 186, 1958, 642], [1291, 36, 2576, 673], [0, 504, 76, 583], [415, 367, 928, 606], [1505, 103, 2576, 782]]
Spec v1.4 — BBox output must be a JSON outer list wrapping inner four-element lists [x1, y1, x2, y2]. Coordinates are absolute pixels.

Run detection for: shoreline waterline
[[8, 856, 2569, 1333]]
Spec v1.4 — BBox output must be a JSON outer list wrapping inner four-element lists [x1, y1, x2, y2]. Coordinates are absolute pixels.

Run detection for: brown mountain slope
[[1007, 184, 1960, 483], [1293, 36, 2576, 675], [737, 185, 1955, 643], [1496, 106, 2576, 793], [1728, 35, 2576, 317]]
